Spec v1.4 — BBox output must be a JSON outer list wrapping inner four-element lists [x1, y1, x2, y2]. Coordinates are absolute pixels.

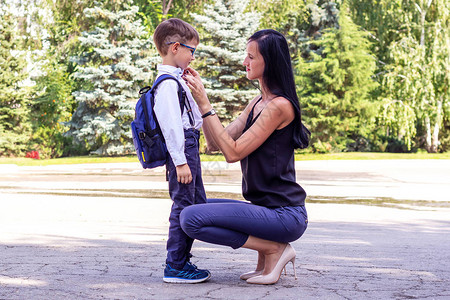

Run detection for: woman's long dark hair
[[248, 29, 310, 149]]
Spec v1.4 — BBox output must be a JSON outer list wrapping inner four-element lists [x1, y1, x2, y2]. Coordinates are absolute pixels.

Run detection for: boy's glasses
[[167, 42, 196, 56]]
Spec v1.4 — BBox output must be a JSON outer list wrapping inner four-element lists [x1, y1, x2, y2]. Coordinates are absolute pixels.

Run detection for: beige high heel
[[240, 251, 265, 280], [239, 270, 263, 280], [246, 244, 297, 285]]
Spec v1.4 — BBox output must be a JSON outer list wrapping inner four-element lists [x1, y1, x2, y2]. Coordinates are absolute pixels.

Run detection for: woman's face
[[243, 41, 265, 81]]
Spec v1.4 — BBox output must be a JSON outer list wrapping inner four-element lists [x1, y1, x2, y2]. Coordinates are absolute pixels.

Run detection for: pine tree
[[298, 0, 340, 61], [191, 0, 260, 121], [0, 9, 32, 156], [297, 2, 378, 152], [66, 1, 159, 155]]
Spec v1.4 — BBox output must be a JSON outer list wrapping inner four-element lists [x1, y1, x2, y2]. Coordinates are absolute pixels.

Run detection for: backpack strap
[[137, 87, 153, 140], [181, 89, 195, 127], [150, 74, 195, 127]]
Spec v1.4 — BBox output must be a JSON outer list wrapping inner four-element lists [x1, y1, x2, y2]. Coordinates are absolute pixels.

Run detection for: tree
[[349, 0, 449, 152], [0, 7, 33, 156], [297, 2, 378, 152], [66, 1, 159, 155], [249, 0, 310, 59], [135, 0, 211, 33], [31, 60, 75, 158], [372, 0, 448, 152], [297, 0, 340, 63], [347, 0, 415, 65], [190, 0, 260, 122]]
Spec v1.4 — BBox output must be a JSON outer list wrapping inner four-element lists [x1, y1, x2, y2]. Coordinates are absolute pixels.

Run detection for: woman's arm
[[183, 68, 294, 162], [202, 95, 260, 152], [202, 98, 294, 162]]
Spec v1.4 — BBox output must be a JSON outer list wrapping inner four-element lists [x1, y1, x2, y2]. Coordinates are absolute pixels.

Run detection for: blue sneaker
[[185, 261, 211, 275], [163, 262, 211, 283]]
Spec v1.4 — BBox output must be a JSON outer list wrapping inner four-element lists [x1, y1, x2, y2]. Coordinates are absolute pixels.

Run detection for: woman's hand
[[182, 67, 211, 113]]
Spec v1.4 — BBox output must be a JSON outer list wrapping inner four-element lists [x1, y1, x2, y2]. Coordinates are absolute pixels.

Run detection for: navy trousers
[[180, 198, 308, 249], [165, 129, 207, 270]]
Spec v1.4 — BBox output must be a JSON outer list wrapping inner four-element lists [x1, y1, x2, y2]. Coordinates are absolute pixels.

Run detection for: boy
[[152, 18, 210, 283]]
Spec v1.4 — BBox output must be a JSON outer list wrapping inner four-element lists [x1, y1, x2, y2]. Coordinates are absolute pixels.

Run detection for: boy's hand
[[176, 163, 192, 184]]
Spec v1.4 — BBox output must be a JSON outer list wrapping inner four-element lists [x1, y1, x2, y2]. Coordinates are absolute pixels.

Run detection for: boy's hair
[[153, 18, 199, 56]]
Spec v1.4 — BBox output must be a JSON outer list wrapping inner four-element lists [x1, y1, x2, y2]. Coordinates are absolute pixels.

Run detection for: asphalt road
[[0, 160, 449, 299]]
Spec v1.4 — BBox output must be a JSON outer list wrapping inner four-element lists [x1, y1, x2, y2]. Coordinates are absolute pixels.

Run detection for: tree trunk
[[419, 0, 435, 153], [162, 0, 174, 18], [418, 0, 433, 46], [430, 100, 443, 153], [425, 115, 432, 152]]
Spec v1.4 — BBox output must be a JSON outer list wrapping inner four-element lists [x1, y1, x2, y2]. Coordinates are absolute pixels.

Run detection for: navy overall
[[166, 129, 207, 269]]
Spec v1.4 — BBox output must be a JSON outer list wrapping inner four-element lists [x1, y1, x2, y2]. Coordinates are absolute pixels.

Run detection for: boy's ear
[[169, 42, 179, 54]]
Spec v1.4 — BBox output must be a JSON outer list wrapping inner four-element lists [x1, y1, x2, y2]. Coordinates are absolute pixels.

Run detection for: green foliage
[[249, 0, 310, 59], [439, 117, 450, 152], [0, 11, 33, 156], [31, 60, 75, 158], [374, 0, 449, 152], [135, 0, 212, 33], [249, 0, 309, 30], [135, 0, 164, 33], [191, 0, 260, 122], [167, 0, 213, 21], [66, 1, 159, 156], [44, 0, 96, 57], [347, 0, 412, 65], [297, 3, 378, 152], [1, 0, 448, 157]]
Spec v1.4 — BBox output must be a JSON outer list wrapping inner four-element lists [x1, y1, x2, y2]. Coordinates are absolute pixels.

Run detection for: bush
[[31, 60, 76, 158]]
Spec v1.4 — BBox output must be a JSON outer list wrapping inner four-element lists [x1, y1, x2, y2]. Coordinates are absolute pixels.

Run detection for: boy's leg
[[163, 130, 210, 283], [165, 130, 206, 269], [166, 157, 195, 270]]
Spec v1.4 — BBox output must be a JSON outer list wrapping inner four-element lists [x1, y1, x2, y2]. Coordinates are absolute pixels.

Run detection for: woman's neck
[[258, 80, 276, 102], [261, 88, 276, 102]]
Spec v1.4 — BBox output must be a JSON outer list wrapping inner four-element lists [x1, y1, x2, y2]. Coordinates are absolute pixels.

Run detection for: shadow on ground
[[1, 214, 449, 300]]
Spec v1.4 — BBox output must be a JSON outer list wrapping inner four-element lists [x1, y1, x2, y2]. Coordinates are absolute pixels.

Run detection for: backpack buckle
[[139, 132, 146, 140], [139, 86, 151, 95]]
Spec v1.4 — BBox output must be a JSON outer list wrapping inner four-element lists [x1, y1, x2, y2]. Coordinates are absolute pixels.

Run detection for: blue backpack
[[131, 74, 194, 169]]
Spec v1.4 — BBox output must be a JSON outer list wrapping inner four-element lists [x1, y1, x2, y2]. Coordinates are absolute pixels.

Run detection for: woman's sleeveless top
[[240, 98, 306, 207]]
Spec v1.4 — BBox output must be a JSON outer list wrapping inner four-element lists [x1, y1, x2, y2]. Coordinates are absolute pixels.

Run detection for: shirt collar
[[157, 64, 183, 80]]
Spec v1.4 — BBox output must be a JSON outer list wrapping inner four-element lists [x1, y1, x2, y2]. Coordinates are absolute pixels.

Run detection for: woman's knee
[[180, 205, 199, 237]]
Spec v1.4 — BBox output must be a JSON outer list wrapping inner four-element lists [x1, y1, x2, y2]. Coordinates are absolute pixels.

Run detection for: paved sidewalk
[[1, 160, 450, 299]]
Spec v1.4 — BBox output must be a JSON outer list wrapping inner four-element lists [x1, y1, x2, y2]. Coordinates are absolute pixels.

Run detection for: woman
[[181, 29, 310, 285]]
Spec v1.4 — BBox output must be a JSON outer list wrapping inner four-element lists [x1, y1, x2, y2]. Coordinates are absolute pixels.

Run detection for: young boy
[[152, 18, 210, 283]]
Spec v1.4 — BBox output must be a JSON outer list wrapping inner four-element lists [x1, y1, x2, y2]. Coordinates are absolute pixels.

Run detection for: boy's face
[[172, 39, 198, 70]]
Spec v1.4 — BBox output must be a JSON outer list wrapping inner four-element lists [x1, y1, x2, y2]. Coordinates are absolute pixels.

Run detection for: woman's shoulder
[[271, 96, 292, 105], [266, 97, 295, 117], [242, 94, 262, 114]]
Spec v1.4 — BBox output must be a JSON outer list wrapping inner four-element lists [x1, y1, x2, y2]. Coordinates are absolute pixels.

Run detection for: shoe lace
[[186, 261, 198, 269]]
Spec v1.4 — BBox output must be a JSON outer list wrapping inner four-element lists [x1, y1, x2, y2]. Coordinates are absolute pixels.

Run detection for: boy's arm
[[154, 80, 192, 183]]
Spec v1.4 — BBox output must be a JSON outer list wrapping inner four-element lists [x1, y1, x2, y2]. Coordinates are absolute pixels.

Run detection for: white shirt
[[153, 64, 203, 166]]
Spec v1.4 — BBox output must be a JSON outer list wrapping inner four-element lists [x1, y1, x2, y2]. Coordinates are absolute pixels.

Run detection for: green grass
[[294, 151, 450, 160], [0, 156, 138, 166], [0, 152, 449, 166]]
